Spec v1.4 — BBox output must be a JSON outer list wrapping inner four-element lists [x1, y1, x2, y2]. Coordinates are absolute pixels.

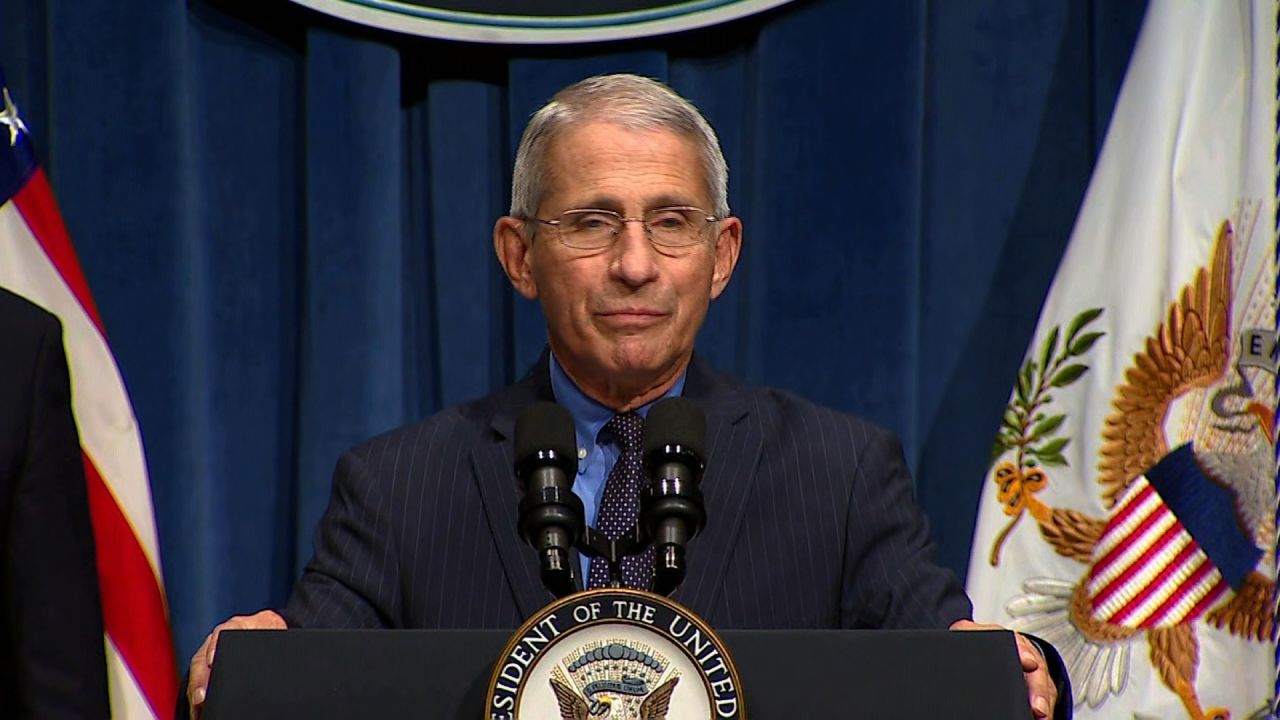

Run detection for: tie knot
[[604, 411, 644, 453]]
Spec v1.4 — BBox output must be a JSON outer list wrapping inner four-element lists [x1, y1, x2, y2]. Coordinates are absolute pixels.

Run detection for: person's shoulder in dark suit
[[0, 287, 110, 719], [689, 362, 974, 628]]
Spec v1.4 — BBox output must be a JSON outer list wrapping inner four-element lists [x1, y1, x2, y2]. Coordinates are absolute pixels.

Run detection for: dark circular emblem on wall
[[287, 0, 796, 43], [487, 588, 744, 718]]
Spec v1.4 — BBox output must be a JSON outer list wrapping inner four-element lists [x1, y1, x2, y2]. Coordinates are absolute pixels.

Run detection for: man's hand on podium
[[187, 609, 287, 717], [950, 619, 1056, 718]]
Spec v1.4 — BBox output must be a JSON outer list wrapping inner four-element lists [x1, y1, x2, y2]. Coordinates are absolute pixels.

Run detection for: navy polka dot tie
[[587, 412, 654, 590]]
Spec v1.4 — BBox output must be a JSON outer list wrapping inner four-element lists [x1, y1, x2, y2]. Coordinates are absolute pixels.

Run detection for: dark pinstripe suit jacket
[[283, 354, 972, 631]]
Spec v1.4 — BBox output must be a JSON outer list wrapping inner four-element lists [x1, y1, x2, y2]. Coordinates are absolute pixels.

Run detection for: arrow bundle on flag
[[0, 73, 178, 717], [966, 2, 1278, 718]]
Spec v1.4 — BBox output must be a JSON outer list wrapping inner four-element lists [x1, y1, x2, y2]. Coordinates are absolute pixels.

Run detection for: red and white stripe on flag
[[1084, 478, 1229, 629], [0, 170, 178, 713]]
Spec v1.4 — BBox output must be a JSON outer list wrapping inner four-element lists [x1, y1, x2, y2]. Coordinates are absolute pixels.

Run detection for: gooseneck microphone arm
[[514, 402, 585, 598]]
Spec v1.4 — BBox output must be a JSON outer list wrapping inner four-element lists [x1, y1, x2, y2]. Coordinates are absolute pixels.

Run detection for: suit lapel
[[470, 353, 559, 620], [670, 357, 761, 618]]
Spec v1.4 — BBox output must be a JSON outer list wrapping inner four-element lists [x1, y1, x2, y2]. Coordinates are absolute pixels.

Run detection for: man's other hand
[[950, 619, 1057, 718], [187, 610, 286, 717]]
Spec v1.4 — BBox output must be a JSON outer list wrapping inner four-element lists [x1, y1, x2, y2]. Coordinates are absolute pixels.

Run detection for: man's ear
[[494, 216, 539, 300], [709, 216, 742, 300]]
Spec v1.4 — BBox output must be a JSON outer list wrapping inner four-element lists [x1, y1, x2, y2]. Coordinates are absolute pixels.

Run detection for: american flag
[[0, 70, 178, 717]]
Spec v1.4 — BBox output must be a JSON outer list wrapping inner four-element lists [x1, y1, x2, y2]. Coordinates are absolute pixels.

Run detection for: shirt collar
[[548, 352, 687, 449]]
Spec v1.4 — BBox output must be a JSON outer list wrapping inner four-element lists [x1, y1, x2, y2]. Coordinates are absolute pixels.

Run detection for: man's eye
[[649, 212, 691, 230], [567, 213, 615, 231]]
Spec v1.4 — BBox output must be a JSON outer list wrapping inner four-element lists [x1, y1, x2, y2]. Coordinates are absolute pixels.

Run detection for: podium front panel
[[203, 628, 1030, 718]]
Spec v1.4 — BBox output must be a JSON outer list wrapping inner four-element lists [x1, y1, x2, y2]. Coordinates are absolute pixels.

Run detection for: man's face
[[495, 120, 741, 404]]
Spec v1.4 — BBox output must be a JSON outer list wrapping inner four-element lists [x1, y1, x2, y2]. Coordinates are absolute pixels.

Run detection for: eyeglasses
[[526, 207, 718, 250]]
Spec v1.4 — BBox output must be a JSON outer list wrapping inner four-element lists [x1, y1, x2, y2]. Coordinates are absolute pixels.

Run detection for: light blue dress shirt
[[548, 352, 687, 582]]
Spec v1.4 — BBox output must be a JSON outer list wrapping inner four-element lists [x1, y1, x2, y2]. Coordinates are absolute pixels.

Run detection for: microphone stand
[[578, 525, 646, 589]]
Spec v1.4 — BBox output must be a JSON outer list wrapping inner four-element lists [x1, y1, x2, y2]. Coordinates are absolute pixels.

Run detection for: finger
[[190, 634, 212, 671], [187, 634, 215, 712], [1015, 634, 1045, 671], [1019, 644, 1042, 672], [193, 621, 242, 702], [1026, 666, 1056, 718], [187, 674, 209, 710], [207, 621, 236, 665], [1029, 679, 1055, 718], [207, 615, 257, 664], [205, 615, 252, 665], [1013, 635, 1054, 717]]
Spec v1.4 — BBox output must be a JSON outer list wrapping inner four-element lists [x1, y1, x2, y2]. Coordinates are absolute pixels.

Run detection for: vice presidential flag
[[966, 2, 1278, 718], [0, 72, 178, 717]]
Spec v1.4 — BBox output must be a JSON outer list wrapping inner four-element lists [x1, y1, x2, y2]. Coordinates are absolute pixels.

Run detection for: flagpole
[[1270, 2, 1279, 715]]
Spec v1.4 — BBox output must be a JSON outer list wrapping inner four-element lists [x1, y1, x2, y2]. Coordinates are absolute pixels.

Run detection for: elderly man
[[188, 74, 1062, 718]]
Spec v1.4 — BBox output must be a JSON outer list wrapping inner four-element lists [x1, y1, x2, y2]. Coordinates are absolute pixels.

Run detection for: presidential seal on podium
[[486, 589, 742, 719]]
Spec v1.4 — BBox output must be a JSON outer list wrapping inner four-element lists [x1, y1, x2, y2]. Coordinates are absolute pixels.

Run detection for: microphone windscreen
[[515, 402, 578, 472], [643, 397, 706, 458]]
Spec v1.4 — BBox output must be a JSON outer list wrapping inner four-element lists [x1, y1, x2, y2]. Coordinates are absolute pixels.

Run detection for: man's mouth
[[597, 308, 666, 329]]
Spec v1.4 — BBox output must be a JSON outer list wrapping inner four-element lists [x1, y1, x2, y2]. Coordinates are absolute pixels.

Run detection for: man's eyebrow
[[569, 196, 625, 212], [647, 193, 704, 210]]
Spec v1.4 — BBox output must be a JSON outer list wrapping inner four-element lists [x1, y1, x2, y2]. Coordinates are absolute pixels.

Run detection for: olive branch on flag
[[987, 307, 1104, 565]]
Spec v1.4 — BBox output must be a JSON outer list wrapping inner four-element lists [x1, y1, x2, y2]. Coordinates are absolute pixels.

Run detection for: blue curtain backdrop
[[0, 0, 1146, 665]]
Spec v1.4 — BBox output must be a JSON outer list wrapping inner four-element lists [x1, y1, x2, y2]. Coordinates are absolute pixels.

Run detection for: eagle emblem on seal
[[549, 641, 680, 719], [986, 220, 1275, 720]]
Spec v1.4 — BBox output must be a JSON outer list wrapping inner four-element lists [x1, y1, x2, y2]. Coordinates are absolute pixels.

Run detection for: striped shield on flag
[[1085, 443, 1262, 631], [1085, 478, 1229, 629]]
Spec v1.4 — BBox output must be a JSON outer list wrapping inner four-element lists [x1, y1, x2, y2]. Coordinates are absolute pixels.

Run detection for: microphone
[[640, 397, 707, 596], [514, 402, 584, 598]]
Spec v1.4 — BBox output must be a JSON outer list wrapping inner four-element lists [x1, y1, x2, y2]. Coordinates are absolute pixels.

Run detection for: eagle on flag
[[992, 222, 1275, 720]]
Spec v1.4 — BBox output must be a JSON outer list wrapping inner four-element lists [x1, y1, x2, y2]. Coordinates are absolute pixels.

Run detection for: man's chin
[[606, 345, 683, 378], [553, 339, 690, 398]]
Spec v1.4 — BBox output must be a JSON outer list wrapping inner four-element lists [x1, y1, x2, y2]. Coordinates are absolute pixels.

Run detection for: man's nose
[[609, 221, 660, 287]]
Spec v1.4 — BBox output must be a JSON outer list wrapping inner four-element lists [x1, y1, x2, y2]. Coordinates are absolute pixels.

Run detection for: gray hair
[[509, 74, 730, 220]]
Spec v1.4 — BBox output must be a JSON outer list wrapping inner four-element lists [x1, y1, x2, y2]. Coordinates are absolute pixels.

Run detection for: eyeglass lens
[[557, 208, 710, 248]]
